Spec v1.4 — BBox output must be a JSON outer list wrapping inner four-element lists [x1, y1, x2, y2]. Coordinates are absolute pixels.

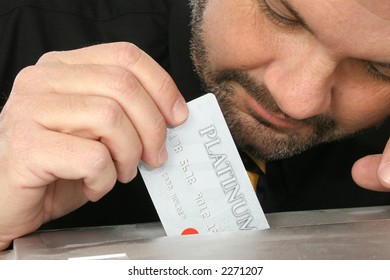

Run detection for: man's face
[[190, 0, 390, 161]]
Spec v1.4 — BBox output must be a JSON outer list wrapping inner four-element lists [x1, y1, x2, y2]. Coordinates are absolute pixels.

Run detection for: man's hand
[[352, 139, 390, 191], [0, 42, 189, 250]]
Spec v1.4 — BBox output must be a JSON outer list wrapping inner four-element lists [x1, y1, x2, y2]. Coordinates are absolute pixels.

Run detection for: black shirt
[[0, 0, 389, 230]]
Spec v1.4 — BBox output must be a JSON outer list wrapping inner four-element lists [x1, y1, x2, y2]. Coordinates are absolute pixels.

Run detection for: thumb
[[352, 141, 390, 191]]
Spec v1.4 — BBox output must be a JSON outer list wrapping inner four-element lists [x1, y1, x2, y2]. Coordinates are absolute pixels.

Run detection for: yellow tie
[[247, 171, 260, 191], [246, 154, 266, 191]]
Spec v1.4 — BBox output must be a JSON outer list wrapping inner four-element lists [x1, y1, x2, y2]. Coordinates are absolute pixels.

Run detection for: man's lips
[[247, 94, 303, 129]]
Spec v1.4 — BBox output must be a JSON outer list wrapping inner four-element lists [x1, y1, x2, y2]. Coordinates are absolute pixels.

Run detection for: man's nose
[[264, 44, 337, 120]]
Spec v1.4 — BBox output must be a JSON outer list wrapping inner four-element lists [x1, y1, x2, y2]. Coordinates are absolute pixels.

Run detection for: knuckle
[[113, 42, 143, 68], [36, 51, 61, 64], [108, 68, 139, 97], [85, 142, 112, 175], [94, 97, 124, 129], [13, 66, 39, 90], [12, 65, 54, 95]]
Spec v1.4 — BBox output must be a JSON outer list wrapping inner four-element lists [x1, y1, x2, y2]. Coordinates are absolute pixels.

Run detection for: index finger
[[38, 42, 189, 126]]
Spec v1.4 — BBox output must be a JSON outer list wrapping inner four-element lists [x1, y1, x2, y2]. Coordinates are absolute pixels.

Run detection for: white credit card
[[139, 93, 269, 236]]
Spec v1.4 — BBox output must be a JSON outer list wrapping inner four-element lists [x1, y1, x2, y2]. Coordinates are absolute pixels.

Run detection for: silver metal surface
[[4, 206, 390, 260], [0, 249, 14, 260], [267, 205, 390, 227]]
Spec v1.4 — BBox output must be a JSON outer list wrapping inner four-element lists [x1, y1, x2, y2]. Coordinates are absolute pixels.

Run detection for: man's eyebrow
[[280, 0, 316, 35]]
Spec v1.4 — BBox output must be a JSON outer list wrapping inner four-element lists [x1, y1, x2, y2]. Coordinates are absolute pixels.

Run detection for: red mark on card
[[181, 228, 199, 235]]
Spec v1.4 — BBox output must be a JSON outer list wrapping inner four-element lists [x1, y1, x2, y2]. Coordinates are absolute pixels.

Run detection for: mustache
[[211, 69, 336, 132]]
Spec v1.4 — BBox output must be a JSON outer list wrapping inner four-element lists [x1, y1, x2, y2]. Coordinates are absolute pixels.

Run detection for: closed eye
[[260, 0, 302, 29], [364, 61, 390, 83]]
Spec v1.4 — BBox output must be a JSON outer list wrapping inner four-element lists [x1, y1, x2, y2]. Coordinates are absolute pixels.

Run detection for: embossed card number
[[138, 94, 269, 236]]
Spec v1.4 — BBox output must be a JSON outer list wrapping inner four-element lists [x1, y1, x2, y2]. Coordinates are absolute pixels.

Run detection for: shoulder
[[0, 0, 171, 19]]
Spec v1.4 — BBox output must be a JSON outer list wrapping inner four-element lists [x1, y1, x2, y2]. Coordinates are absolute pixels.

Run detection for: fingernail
[[173, 98, 189, 123], [379, 163, 390, 185], [158, 145, 168, 165]]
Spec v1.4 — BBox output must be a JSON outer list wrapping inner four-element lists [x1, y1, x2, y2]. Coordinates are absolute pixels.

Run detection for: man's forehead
[[353, 0, 390, 20]]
